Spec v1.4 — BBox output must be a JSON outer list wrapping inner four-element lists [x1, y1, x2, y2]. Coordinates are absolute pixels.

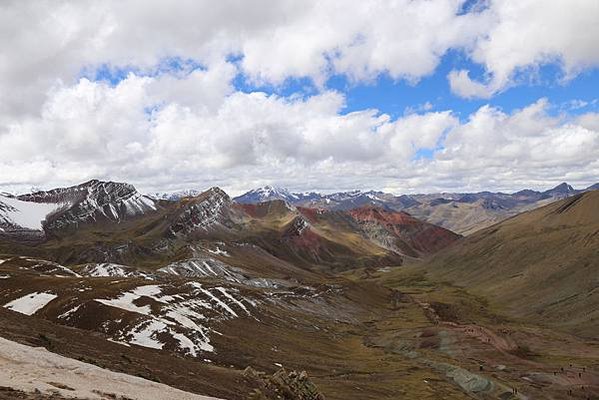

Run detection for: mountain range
[[233, 182, 595, 235], [0, 179, 459, 270]]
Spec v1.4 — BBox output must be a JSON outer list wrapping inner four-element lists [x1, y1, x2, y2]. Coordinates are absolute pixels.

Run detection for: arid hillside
[[423, 191, 599, 337]]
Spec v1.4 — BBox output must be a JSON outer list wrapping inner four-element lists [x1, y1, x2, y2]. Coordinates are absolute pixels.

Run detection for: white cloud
[[447, 69, 494, 99], [451, 0, 599, 98], [0, 69, 458, 192], [427, 99, 599, 190], [1, 1, 597, 105], [0, 0, 489, 116], [576, 112, 599, 131], [0, 66, 597, 194]]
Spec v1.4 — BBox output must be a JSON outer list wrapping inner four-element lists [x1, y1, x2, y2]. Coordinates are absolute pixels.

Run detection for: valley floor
[[343, 264, 599, 400]]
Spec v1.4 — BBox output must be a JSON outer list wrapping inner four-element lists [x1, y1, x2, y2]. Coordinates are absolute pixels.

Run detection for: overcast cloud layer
[[1, 0, 598, 195]]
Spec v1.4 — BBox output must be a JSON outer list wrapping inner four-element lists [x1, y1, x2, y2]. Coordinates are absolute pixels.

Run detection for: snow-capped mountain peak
[[169, 187, 232, 236], [234, 186, 299, 204], [149, 189, 204, 201], [1, 180, 157, 233]]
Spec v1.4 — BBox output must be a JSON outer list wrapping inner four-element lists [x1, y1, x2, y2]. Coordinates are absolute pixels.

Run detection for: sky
[[0, 0, 598, 196]]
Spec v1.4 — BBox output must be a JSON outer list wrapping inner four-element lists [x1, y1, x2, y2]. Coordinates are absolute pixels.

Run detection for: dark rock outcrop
[[244, 367, 325, 400]]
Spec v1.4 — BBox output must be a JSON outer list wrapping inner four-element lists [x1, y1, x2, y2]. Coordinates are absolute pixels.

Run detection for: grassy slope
[[421, 191, 599, 337]]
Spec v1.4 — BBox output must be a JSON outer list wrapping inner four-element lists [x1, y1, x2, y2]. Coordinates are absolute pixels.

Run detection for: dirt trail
[[416, 299, 517, 353], [444, 322, 517, 352]]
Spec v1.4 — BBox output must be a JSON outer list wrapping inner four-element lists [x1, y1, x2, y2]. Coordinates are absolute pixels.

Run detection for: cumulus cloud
[[0, 68, 459, 191], [242, 0, 488, 84], [447, 70, 495, 99], [0, 0, 487, 115], [0, 65, 597, 194], [576, 112, 599, 131], [1, 1, 597, 104], [428, 99, 599, 190], [451, 0, 599, 98]]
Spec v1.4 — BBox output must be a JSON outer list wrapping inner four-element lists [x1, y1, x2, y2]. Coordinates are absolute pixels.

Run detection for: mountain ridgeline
[[233, 182, 596, 235], [0, 180, 459, 272]]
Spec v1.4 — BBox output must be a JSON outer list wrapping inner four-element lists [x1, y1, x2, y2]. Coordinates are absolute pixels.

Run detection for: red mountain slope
[[349, 207, 461, 257]]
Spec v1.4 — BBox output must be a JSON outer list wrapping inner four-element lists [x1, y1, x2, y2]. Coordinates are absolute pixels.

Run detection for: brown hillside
[[424, 191, 599, 337]]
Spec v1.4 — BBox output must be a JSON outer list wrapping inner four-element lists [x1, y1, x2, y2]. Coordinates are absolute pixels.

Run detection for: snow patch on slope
[[206, 244, 230, 257], [130, 320, 167, 350], [168, 188, 231, 236], [81, 263, 153, 279], [158, 257, 245, 284], [0, 194, 64, 230], [3, 291, 58, 315], [93, 283, 255, 355], [22, 258, 81, 277], [150, 189, 203, 201], [96, 291, 152, 315]]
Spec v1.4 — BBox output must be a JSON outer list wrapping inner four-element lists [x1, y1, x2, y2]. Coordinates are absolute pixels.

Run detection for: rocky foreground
[[0, 337, 219, 400]]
